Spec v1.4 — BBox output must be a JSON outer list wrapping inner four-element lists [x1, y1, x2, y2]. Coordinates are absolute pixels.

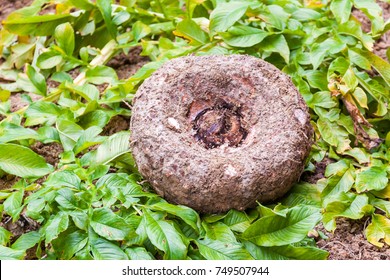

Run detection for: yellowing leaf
[[365, 214, 390, 247]]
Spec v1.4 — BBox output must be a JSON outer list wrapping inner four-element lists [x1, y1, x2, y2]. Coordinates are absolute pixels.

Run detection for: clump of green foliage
[[0, 0, 389, 260]]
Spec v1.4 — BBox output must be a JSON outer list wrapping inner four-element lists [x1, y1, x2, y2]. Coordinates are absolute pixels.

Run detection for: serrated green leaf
[[220, 25, 267, 48], [242, 206, 321, 247], [90, 208, 130, 241], [244, 241, 328, 260], [330, 0, 352, 23], [355, 166, 388, 192], [0, 144, 53, 178], [195, 238, 253, 260], [90, 237, 128, 260], [45, 212, 69, 244], [144, 211, 187, 260], [94, 131, 130, 165], [174, 19, 208, 46], [209, 2, 249, 34], [54, 22, 75, 56], [11, 231, 41, 251], [365, 214, 390, 247]]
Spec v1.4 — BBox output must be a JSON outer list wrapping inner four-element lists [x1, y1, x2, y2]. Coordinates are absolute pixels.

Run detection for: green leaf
[[174, 19, 208, 46], [45, 170, 81, 189], [342, 148, 370, 164], [45, 212, 69, 244], [209, 2, 249, 34], [25, 101, 62, 126], [0, 245, 25, 260], [0, 144, 53, 178], [3, 14, 73, 36], [242, 206, 321, 247], [144, 211, 187, 260], [125, 247, 154, 260], [260, 34, 290, 64], [96, 0, 117, 39], [322, 168, 355, 203], [220, 25, 268, 48], [330, 0, 352, 23], [244, 241, 328, 260], [371, 198, 390, 217], [37, 51, 63, 69], [63, 82, 100, 101], [338, 21, 373, 51], [203, 222, 236, 242], [354, 50, 390, 88], [195, 238, 253, 260], [54, 22, 75, 56], [94, 131, 130, 165], [26, 65, 46, 96], [348, 49, 371, 70], [323, 193, 372, 231], [90, 208, 130, 241], [132, 21, 152, 42], [3, 189, 24, 221], [291, 8, 321, 21], [355, 166, 388, 192], [90, 237, 128, 260], [0, 124, 39, 143], [282, 183, 322, 207], [149, 202, 200, 233], [11, 231, 41, 251], [365, 214, 390, 247]]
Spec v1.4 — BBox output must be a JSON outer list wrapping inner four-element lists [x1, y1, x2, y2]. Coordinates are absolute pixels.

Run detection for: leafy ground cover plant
[[0, 0, 389, 260]]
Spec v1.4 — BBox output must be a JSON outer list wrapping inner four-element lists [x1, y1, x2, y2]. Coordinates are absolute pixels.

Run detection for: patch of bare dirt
[[102, 115, 130, 136], [30, 142, 64, 166], [0, 176, 19, 190], [0, 0, 34, 22], [107, 47, 150, 80], [316, 218, 390, 260], [352, 1, 390, 60]]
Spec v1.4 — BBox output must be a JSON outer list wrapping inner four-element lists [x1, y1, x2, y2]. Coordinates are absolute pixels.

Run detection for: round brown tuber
[[130, 55, 313, 213]]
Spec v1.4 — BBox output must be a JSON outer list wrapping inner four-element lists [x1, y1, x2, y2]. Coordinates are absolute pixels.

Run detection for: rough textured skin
[[130, 55, 313, 213]]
